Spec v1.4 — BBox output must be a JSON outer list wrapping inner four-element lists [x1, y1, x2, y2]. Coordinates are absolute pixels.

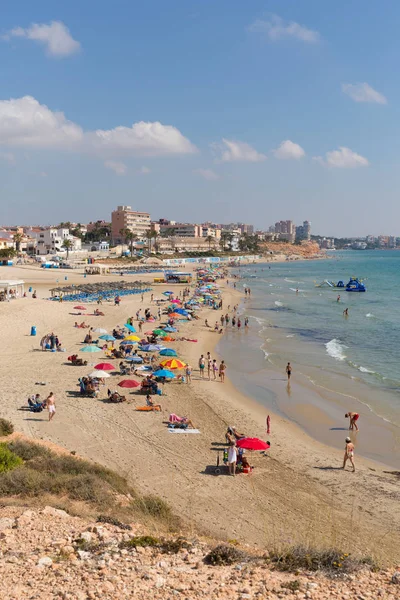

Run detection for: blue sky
[[0, 0, 399, 236]]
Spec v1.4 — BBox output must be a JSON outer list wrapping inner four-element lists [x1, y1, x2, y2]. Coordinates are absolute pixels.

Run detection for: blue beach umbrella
[[162, 291, 174, 296], [99, 335, 116, 341], [163, 326, 177, 332], [120, 340, 138, 345], [174, 308, 189, 316], [159, 349, 177, 357], [124, 324, 137, 333], [80, 345, 102, 353], [126, 356, 143, 363], [153, 369, 175, 379], [140, 344, 166, 352]]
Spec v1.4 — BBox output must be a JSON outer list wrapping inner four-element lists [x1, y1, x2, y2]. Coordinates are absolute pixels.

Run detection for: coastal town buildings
[[27, 228, 82, 255], [111, 206, 151, 244]]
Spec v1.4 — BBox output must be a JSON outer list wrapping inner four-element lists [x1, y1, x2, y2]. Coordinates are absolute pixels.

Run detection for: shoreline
[[0, 264, 399, 563]]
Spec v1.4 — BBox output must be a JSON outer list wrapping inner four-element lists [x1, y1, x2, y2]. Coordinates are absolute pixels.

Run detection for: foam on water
[[274, 301, 283, 307], [325, 339, 348, 361]]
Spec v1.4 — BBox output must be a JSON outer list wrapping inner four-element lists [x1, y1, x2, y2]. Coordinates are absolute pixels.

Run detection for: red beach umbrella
[[74, 306, 87, 310], [94, 363, 115, 371], [236, 438, 270, 451], [118, 379, 140, 388]]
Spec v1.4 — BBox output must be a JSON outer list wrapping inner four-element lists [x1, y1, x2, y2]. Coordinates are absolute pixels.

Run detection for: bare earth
[[0, 264, 399, 567]]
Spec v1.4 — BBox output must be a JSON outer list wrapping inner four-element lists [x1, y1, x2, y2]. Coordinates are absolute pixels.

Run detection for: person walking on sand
[[207, 356, 212, 380], [219, 360, 226, 383], [185, 364, 192, 383], [345, 412, 360, 431], [198, 355, 205, 379], [342, 437, 355, 472], [286, 362, 292, 381], [228, 442, 238, 476], [46, 392, 56, 422], [212, 359, 218, 380]]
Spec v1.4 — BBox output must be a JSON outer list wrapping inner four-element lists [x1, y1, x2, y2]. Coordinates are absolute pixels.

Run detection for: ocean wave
[[325, 339, 348, 361], [274, 301, 283, 307], [358, 366, 375, 374], [289, 287, 305, 292], [365, 313, 374, 318], [284, 278, 297, 283], [286, 334, 295, 338]]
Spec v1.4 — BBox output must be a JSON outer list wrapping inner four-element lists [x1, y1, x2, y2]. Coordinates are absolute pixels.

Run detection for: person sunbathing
[[80, 322, 89, 328], [94, 308, 104, 316], [84, 333, 93, 344], [107, 389, 126, 403], [146, 394, 161, 411], [226, 426, 245, 443], [169, 413, 195, 428]]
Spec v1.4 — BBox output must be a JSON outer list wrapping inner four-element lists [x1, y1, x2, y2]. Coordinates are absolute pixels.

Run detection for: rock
[[42, 506, 69, 519], [38, 556, 53, 567], [391, 571, 400, 584], [0, 518, 14, 531], [155, 576, 166, 588], [102, 581, 115, 592], [62, 545, 75, 555], [80, 532, 93, 544], [306, 583, 319, 590], [77, 550, 91, 560]]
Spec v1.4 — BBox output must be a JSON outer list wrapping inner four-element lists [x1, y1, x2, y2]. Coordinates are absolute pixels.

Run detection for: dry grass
[[268, 545, 378, 575], [0, 419, 14, 437], [0, 440, 180, 529]]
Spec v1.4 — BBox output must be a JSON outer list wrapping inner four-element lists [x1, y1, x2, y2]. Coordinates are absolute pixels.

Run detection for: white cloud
[[215, 139, 267, 163], [4, 21, 80, 57], [341, 83, 387, 105], [314, 147, 369, 169], [194, 168, 219, 181], [248, 15, 320, 43], [104, 160, 127, 176], [88, 121, 196, 156], [0, 151, 15, 164], [0, 96, 83, 148], [273, 140, 305, 160], [0, 96, 196, 158], [139, 166, 151, 174]]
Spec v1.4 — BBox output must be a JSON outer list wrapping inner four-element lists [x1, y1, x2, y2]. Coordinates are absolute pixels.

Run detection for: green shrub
[[204, 544, 248, 566], [0, 419, 14, 437], [268, 546, 378, 574], [121, 535, 160, 549], [0, 444, 23, 473], [7, 440, 50, 460]]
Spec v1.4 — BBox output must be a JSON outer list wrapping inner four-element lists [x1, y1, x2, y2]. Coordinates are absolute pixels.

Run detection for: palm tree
[[153, 232, 160, 253], [0, 248, 16, 260], [125, 230, 138, 256], [145, 230, 156, 254], [62, 239, 73, 260], [13, 233, 23, 253], [219, 231, 229, 251], [205, 235, 214, 251]]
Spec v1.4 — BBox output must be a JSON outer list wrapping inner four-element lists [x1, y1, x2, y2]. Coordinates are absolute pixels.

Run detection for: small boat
[[345, 277, 366, 292]]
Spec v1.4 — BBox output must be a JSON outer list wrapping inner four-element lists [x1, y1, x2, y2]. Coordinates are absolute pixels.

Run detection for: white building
[[27, 228, 82, 255]]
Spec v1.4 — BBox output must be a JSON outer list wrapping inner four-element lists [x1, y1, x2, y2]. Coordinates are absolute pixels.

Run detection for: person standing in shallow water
[[286, 362, 292, 380]]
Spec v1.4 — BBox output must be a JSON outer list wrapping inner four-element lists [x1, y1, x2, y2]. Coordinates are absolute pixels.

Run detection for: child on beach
[[345, 412, 360, 431], [342, 437, 355, 472]]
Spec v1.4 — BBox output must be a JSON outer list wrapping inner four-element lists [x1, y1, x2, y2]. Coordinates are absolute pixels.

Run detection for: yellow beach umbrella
[[123, 335, 141, 342], [160, 358, 186, 370]]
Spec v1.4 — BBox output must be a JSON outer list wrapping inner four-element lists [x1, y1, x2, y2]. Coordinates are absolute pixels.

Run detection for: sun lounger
[[168, 428, 201, 434]]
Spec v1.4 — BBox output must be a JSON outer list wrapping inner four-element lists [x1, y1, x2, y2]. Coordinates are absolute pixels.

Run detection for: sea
[[217, 250, 400, 464]]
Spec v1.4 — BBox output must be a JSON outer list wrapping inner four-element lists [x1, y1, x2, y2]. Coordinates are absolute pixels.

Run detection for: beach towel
[[168, 428, 201, 434], [136, 406, 161, 412]]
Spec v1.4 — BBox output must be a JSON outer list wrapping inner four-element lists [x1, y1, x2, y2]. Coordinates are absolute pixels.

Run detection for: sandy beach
[[0, 263, 399, 565]]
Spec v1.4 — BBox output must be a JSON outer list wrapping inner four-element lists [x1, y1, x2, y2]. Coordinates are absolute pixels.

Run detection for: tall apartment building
[[275, 220, 296, 243], [296, 220, 311, 241], [111, 206, 151, 243]]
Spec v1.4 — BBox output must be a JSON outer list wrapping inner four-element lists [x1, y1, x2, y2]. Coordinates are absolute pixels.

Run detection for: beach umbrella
[[153, 329, 168, 336], [236, 438, 270, 451], [118, 379, 140, 388], [140, 344, 165, 352], [125, 356, 143, 363], [171, 299, 181, 304], [99, 334, 116, 341], [160, 358, 186, 369], [120, 340, 138, 345], [163, 326, 177, 332], [94, 362, 115, 371], [88, 370, 111, 378], [93, 328, 107, 334], [153, 369, 175, 379], [80, 345, 102, 353], [174, 309, 189, 316], [159, 349, 178, 357], [124, 323, 137, 333], [168, 313, 182, 318], [162, 291, 174, 296], [123, 335, 141, 342]]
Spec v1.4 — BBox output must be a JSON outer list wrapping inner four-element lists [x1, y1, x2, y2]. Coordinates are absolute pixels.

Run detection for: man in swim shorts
[[286, 362, 292, 380], [342, 437, 355, 472], [47, 392, 56, 422], [345, 412, 359, 431]]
